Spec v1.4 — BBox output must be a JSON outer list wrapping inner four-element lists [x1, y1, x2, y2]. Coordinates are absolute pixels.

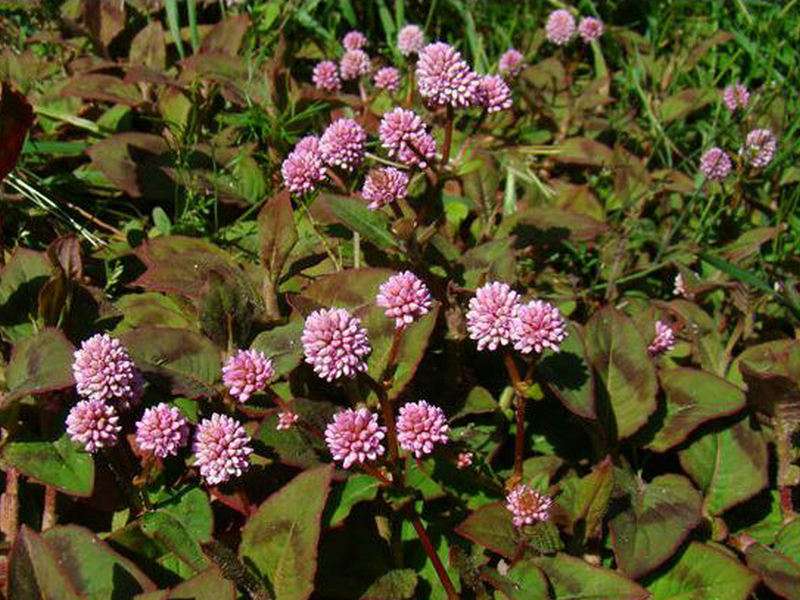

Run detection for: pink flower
[[343, 30, 367, 51], [379, 107, 437, 168], [457, 452, 473, 469], [281, 135, 327, 194], [648, 320, 676, 356], [276, 411, 299, 431], [506, 484, 553, 528], [340, 49, 370, 81], [578, 17, 604, 43], [398, 24, 425, 56], [699, 147, 732, 181], [325, 407, 386, 469], [498, 48, 524, 77], [396, 400, 449, 458], [674, 273, 686, 298], [476, 75, 513, 113], [416, 42, 480, 108], [546, 9, 576, 46], [313, 60, 341, 92], [66, 399, 121, 453], [362, 167, 409, 210], [193, 413, 253, 486], [511, 300, 568, 355], [466, 282, 520, 352], [72, 333, 143, 408], [135, 403, 189, 458], [741, 128, 777, 168], [319, 118, 367, 172], [301, 308, 371, 382], [374, 66, 401, 93], [376, 271, 432, 329], [222, 349, 274, 403], [723, 83, 749, 112]]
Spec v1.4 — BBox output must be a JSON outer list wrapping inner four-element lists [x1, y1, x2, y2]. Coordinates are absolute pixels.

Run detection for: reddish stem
[[504, 351, 525, 480], [407, 507, 460, 600]]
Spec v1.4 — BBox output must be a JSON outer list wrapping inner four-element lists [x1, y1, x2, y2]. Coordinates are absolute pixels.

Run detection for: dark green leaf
[[539, 322, 596, 420], [8, 526, 81, 600], [555, 456, 614, 541], [0, 248, 51, 342], [532, 553, 648, 599], [3, 328, 75, 406], [360, 569, 418, 599], [324, 474, 382, 527], [166, 567, 235, 599], [482, 561, 551, 599], [455, 502, 518, 559], [259, 190, 298, 281], [250, 318, 305, 378], [319, 194, 400, 250], [3, 433, 94, 497]]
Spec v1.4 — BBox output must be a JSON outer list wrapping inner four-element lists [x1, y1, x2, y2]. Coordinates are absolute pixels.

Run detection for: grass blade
[[165, 0, 185, 60]]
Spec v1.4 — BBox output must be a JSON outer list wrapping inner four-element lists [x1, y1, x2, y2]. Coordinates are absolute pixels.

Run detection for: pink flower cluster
[[281, 135, 327, 195], [66, 399, 121, 453], [648, 320, 676, 356], [397, 400, 449, 458], [313, 61, 341, 92], [546, 10, 603, 45], [477, 75, 512, 113], [506, 484, 553, 528], [466, 282, 568, 354], [398, 24, 425, 56], [362, 167, 409, 210], [325, 407, 386, 469], [374, 66, 401, 93], [301, 308, 372, 381], [277, 410, 299, 431], [723, 83, 749, 112], [379, 107, 437, 168], [193, 413, 253, 486], [416, 42, 480, 108], [222, 349, 274, 403], [340, 49, 371, 81], [319, 118, 367, 171], [72, 333, 143, 407], [741, 128, 777, 168], [498, 48, 524, 77], [699, 147, 732, 181], [135, 403, 189, 458], [376, 271, 432, 329], [343, 30, 367, 51]]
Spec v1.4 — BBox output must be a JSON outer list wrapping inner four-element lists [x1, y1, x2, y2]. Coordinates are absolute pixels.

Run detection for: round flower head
[[506, 484, 553, 528], [398, 24, 425, 56], [135, 403, 190, 458], [313, 60, 341, 92], [72, 333, 143, 407], [374, 66, 401, 93], [340, 48, 370, 81], [498, 48, 524, 77], [416, 42, 481, 108], [476, 75, 513, 113], [723, 83, 749, 112], [546, 9, 576, 46], [66, 399, 121, 453], [301, 308, 371, 382], [362, 167, 409, 210], [325, 407, 386, 469], [319, 118, 367, 172], [699, 147, 732, 181], [379, 107, 437, 168], [466, 282, 521, 352], [376, 271, 432, 329], [578, 17, 604, 43], [457, 452, 473, 469], [281, 135, 327, 194], [193, 413, 253, 486], [511, 300, 568, 355], [343, 30, 367, 51], [222, 349, 274, 403], [648, 320, 676, 356], [276, 411, 299, 431], [396, 400, 449, 458], [741, 128, 777, 168]]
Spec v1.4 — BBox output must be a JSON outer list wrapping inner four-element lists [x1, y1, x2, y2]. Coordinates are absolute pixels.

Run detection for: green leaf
[[42, 525, 156, 598], [2, 327, 75, 406], [259, 190, 298, 281], [141, 510, 210, 572], [324, 474, 381, 527], [109, 293, 196, 334], [86, 132, 173, 199], [320, 194, 400, 250], [255, 398, 335, 469], [3, 433, 94, 497], [776, 520, 800, 563], [0, 248, 52, 342], [532, 553, 648, 599], [455, 502, 518, 559], [8, 526, 81, 600], [240, 465, 333, 600], [250, 318, 305, 378], [678, 418, 768, 516], [120, 327, 221, 398], [659, 88, 716, 123], [610, 474, 702, 578], [152, 207, 171, 236], [745, 542, 800, 599], [584, 306, 658, 439], [165, 567, 235, 600], [539, 322, 596, 420], [555, 456, 614, 541], [156, 486, 214, 543], [360, 569, 418, 599], [646, 369, 746, 452], [482, 561, 551, 599], [647, 542, 759, 600]]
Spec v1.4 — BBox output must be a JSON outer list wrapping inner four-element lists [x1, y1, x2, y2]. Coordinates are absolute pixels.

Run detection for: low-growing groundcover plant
[[0, 1, 799, 598]]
